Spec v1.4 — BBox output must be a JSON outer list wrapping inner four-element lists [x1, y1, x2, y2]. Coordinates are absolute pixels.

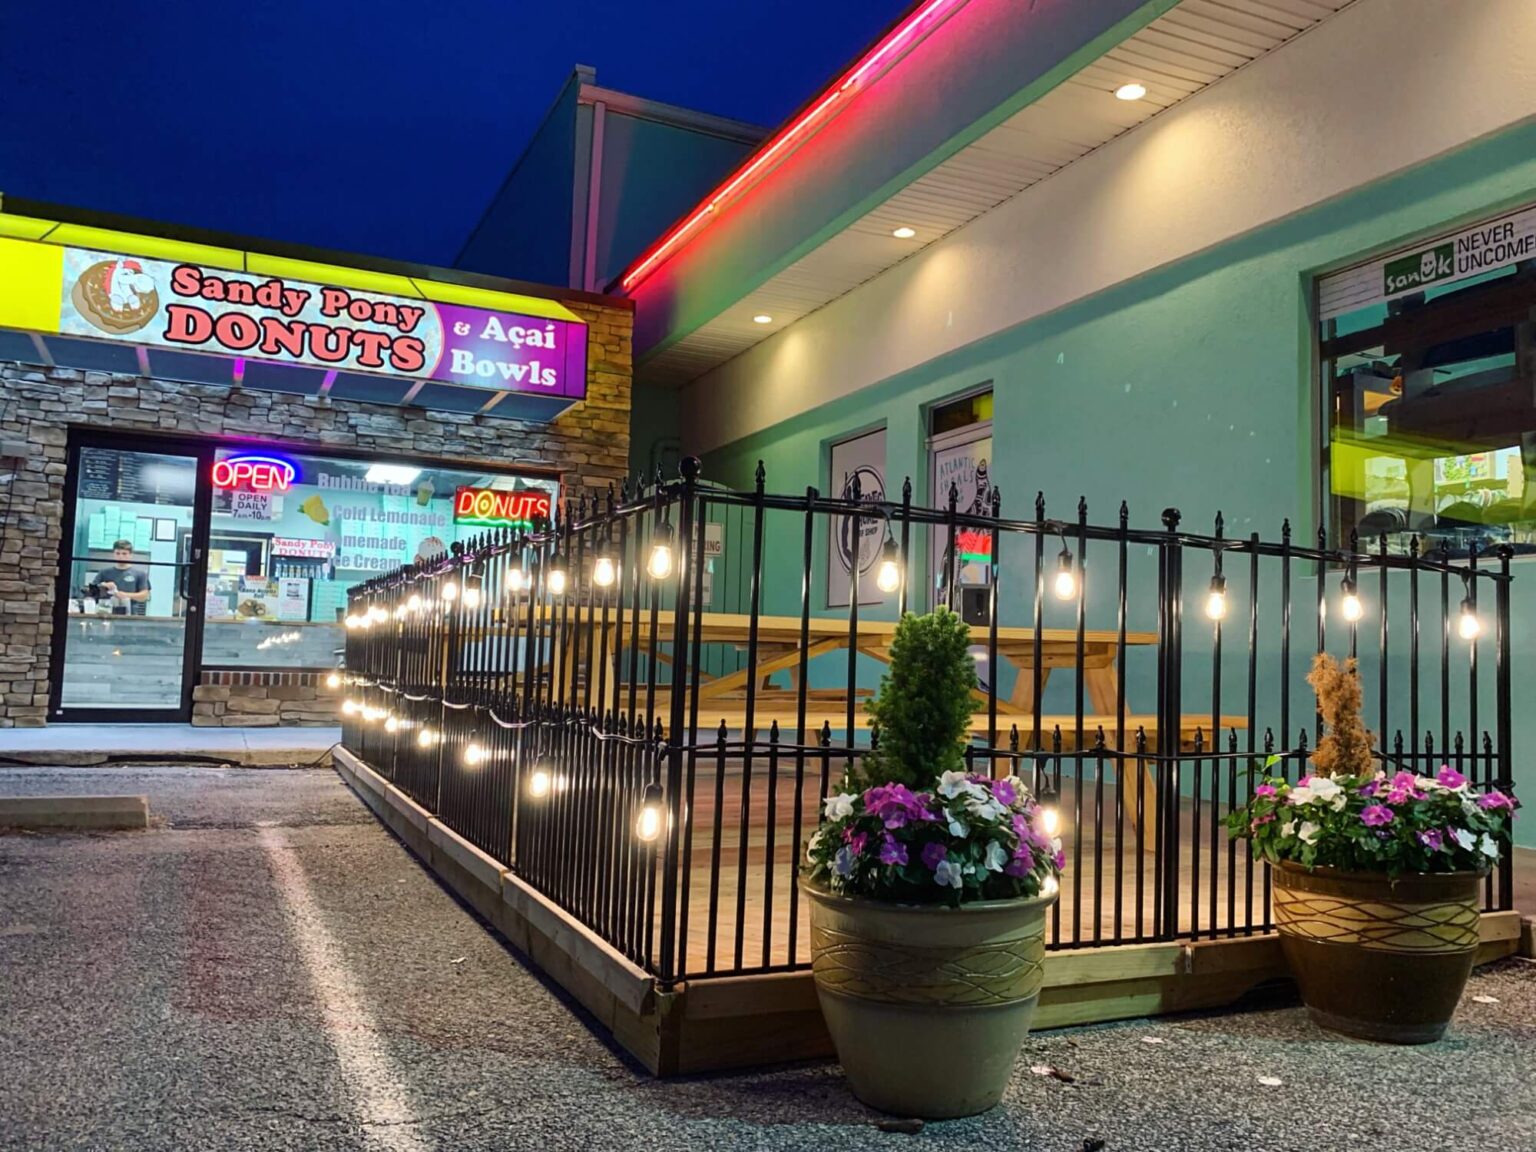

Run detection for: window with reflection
[[204, 448, 558, 668], [1319, 211, 1536, 557]]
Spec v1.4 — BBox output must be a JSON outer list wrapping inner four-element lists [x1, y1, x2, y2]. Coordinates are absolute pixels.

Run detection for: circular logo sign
[[836, 465, 886, 577]]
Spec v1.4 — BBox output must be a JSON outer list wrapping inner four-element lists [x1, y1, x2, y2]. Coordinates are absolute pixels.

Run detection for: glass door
[[49, 440, 210, 721], [926, 390, 994, 614]]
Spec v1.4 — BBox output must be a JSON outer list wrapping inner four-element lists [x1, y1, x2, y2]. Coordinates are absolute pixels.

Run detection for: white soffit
[[641, 0, 1357, 389]]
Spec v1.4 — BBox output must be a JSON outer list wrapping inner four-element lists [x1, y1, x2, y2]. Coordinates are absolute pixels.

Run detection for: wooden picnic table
[[489, 607, 1242, 849], [573, 609, 1155, 717]]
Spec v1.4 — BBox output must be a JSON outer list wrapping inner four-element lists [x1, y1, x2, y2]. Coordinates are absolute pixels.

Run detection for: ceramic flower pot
[[1272, 861, 1484, 1043], [802, 880, 1056, 1118]]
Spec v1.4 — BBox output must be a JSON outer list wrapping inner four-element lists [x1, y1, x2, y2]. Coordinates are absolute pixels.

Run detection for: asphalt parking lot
[[2, 764, 1533, 1151]]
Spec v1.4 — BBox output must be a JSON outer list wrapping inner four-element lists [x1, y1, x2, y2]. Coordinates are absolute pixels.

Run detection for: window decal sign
[[453, 486, 553, 529], [0, 236, 588, 399], [272, 536, 337, 559], [1319, 202, 1536, 320]]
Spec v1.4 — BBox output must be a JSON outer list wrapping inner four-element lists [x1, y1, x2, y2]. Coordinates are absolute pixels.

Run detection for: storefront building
[[621, 0, 1536, 843], [0, 200, 632, 727]]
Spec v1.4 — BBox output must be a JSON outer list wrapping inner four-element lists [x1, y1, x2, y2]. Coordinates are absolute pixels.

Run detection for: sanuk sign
[[1321, 203, 1536, 321], [1382, 215, 1535, 295]]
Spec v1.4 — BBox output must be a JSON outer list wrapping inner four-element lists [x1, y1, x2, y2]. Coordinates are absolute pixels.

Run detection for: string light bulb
[[326, 671, 342, 690], [593, 552, 616, 589], [527, 764, 553, 798], [635, 783, 664, 843], [341, 698, 360, 716], [417, 727, 438, 748], [1340, 575, 1363, 623], [368, 605, 388, 624], [461, 573, 483, 610], [464, 742, 487, 767], [547, 567, 568, 596], [345, 614, 362, 630], [384, 715, 399, 733], [406, 593, 422, 613], [1458, 597, 1481, 640], [875, 532, 901, 595], [647, 520, 675, 580], [1053, 547, 1078, 600], [507, 567, 526, 595], [1205, 573, 1228, 621], [441, 579, 459, 603], [1038, 787, 1062, 838]]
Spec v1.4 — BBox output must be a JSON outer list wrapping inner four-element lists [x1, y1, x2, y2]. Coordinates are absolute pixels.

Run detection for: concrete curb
[[0, 795, 149, 830], [0, 749, 330, 768]]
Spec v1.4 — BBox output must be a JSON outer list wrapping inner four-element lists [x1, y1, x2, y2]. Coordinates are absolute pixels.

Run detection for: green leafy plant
[[804, 772, 1063, 905], [1229, 655, 1516, 875], [1228, 759, 1515, 876], [857, 607, 979, 790], [803, 610, 1063, 905]]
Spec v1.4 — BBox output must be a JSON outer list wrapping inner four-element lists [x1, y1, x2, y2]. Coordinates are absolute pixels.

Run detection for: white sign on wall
[[230, 491, 273, 520], [827, 428, 887, 608]]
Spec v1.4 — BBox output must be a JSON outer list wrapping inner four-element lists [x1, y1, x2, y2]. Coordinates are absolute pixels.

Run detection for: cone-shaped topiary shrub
[[855, 607, 979, 790]]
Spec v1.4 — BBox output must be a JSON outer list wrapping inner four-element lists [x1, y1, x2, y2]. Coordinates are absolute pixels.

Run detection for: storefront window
[[204, 448, 557, 668], [1318, 206, 1536, 557]]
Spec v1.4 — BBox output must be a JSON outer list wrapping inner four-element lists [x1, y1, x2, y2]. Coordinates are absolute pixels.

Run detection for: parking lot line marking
[[260, 827, 428, 1152]]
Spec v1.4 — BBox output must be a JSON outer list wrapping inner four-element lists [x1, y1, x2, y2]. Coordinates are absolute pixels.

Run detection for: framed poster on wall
[[826, 427, 887, 608]]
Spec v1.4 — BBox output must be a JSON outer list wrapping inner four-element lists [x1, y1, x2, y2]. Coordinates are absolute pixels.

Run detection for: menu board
[[77, 448, 194, 508]]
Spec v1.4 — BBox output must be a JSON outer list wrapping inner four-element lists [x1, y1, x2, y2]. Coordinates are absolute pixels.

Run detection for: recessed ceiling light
[[892, 226, 916, 239], [753, 314, 773, 324], [365, 464, 422, 485], [1115, 82, 1147, 101]]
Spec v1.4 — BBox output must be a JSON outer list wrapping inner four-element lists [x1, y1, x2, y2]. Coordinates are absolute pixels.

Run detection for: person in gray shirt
[[94, 539, 152, 616]]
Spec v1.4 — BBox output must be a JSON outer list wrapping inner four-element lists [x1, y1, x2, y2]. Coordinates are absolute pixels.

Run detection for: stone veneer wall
[[194, 671, 340, 728], [0, 298, 631, 728]]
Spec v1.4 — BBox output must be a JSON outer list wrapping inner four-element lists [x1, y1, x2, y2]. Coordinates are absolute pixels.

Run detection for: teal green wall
[[699, 121, 1536, 845]]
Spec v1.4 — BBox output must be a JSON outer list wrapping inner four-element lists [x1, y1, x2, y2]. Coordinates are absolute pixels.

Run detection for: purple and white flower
[[1436, 765, 1468, 791]]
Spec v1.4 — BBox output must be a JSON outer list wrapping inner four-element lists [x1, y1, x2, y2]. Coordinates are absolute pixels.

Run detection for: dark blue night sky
[[0, 1, 898, 266]]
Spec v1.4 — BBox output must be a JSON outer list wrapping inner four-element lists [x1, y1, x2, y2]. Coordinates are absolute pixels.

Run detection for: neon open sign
[[212, 455, 297, 492], [454, 486, 552, 528]]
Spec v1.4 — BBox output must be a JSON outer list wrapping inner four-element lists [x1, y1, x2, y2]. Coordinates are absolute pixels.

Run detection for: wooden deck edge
[[332, 748, 666, 1072], [667, 910, 1522, 1075], [328, 748, 1527, 1079]]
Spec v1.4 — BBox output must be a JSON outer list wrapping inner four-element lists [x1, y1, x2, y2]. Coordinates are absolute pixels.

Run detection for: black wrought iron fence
[[340, 458, 1515, 987]]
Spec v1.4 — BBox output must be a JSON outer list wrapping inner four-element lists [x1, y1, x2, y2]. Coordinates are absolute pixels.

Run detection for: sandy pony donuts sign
[[55, 247, 587, 398]]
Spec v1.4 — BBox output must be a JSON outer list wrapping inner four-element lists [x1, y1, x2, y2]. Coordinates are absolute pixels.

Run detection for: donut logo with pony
[[70, 258, 160, 334]]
